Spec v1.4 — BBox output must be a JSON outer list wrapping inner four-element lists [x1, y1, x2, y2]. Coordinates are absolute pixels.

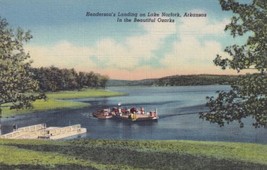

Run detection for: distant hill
[[107, 79, 156, 86], [107, 74, 237, 86], [156, 74, 237, 86]]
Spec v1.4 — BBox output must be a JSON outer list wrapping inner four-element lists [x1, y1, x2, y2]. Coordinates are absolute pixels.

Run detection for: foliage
[[1, 139, 267, 170], [31, 66, 109, 92], [0, 17, 45, 116], [200, 0, 267, 128]]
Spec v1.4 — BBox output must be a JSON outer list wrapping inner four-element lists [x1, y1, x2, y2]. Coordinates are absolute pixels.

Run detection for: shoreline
[[1, 88, 126, 118]]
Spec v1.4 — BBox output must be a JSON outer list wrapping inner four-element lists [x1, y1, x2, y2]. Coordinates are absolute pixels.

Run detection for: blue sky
[[0, 0, 249, 79]]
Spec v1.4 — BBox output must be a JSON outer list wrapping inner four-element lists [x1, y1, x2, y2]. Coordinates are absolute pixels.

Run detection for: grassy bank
[[0, 139, 266, 169], [1, 89, 125, 118]]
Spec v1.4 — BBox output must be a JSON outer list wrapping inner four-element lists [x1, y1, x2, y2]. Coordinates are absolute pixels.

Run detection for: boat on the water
[[93, 109, 113, 119], [93, 106, 159, 122]]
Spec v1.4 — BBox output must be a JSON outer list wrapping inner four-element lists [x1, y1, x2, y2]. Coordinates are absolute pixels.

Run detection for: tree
[[0, 17, 45, 120], [200, 0, 267, 128], [99, 75, 109, 88], [31, 66, 109, 91]]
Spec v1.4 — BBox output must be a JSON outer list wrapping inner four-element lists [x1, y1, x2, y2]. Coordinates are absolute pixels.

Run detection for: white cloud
[[27, 21, 176, 71], [25, 41, 96, 70], [93, 22, 177, 70], [178, 9, 229, 36], [26, 13, 233, 79], [162, 14, 230, 74]]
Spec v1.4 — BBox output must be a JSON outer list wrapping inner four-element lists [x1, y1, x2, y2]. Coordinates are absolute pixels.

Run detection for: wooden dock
[[0, 124, 87, 140]]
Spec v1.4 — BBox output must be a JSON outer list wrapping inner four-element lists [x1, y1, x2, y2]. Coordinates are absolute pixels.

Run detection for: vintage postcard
[[0, 0, 266, 169]]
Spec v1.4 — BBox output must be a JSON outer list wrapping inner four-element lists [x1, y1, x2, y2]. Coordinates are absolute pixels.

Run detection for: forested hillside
[[107, 79, 156, 86], [108, 75, 237, 86], [156, 74, 237, 86]]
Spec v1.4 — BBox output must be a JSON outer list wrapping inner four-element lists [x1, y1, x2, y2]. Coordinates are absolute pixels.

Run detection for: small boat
[[92, 109, 113, 119]]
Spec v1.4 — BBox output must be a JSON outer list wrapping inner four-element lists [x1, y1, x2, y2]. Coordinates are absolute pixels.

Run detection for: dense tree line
[[155, 75, 237, 86], [31, 66, 109, 92], [0, 17, 45, 114], [200, 0, 267, 128]]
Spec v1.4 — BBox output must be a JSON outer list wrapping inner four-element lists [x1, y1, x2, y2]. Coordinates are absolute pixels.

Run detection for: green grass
[[0, 139, 266, 170], [46, 88, 126, 99], [1, 89, 125, 118]]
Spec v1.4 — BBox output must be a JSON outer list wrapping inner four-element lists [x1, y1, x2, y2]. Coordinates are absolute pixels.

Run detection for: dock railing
[[0, 124, 86, 139], [0, 124, 46, 139]]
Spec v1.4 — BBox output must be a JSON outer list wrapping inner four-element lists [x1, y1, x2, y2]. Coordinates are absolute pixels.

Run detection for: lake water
[[1, 85, 267, 143]]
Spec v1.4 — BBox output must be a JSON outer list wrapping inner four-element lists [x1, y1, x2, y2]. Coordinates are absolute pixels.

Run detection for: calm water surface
[[2, 85, 267, 143]]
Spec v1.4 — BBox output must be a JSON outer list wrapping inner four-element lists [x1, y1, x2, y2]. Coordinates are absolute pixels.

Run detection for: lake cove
[[1, 88, 126, 118], [2, 86, 267, 143]]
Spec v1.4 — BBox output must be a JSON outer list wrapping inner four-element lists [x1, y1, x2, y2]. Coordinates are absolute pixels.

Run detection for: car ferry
[[93, 106, 159, 122]]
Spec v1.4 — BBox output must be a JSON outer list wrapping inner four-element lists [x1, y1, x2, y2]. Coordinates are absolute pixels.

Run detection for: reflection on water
[[1, 85, 267, 143]]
